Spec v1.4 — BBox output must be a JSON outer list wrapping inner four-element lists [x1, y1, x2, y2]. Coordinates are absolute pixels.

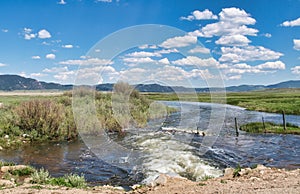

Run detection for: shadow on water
[[0, 138, 143, 187]]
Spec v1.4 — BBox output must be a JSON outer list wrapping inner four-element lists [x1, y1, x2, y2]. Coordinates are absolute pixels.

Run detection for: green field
[[142, 88, 300, 115], [240, 122, 300, 135]]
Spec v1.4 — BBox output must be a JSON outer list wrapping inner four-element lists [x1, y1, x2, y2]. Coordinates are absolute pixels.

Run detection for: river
[[0, 101, 299, 186]]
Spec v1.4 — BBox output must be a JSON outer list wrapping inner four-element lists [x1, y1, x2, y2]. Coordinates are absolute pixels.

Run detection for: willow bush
[[12, 99, 77, 141]]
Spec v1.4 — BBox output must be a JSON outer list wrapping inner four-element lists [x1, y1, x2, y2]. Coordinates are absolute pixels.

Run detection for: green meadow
[[143, 88, 300, 115]]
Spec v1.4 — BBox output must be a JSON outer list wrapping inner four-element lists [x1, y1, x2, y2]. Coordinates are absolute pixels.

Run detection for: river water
[[0, 101, 299, 186]]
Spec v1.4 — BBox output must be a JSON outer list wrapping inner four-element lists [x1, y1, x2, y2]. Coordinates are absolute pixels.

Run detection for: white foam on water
[[130, 131, 223, 184]]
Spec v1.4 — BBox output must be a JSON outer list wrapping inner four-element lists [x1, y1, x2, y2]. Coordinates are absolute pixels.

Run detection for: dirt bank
[[0, 165, 299, 194]]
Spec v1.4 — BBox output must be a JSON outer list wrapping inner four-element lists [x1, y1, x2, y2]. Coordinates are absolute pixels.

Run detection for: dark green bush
[[12, 99, 77, 141]]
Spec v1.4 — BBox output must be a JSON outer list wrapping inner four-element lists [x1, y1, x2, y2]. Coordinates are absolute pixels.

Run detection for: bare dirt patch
[[0, 166, 299, 194]]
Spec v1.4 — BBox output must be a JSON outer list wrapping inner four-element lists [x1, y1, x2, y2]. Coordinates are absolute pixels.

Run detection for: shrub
[[30, 168, 50, 184], [12, 99, 77, 141], [64, 173, 87, 188], [9, 166, 35, 176]]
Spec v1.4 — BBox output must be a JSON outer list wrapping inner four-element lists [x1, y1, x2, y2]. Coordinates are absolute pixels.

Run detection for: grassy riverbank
[[143, 88, 300, 115], [240, 122, 300, 135], [0, 83, 175, 149]]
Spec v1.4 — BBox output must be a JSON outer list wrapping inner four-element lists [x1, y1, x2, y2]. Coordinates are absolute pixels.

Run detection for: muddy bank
[[0, 165, 299, 194]]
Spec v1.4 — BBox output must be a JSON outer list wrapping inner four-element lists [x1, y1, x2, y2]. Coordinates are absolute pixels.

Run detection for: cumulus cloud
[[226, 75, 242, 80], [2, 29, 8, 33], [126, 51, 161, 58], [138, 44, 158, 50], [256, 61, 285, 70], [54, 71, 75, 81], [193, 7, 257, 38], [43, 66, 69, 73], [30, 73, 47, 77], [215, 34, 251, 46], [95, 0, 112, 2], [281, 17, 300, 27], [23, 28, 36, 40], [188, 46, 210, 54], [160, 35, 197, 48], [62, 44, 73, 49], [293, 39, 300, 50], [291, 66, 300, 75], [0, 63, 7, 67], [223, 61, 285, 80], [59, 58, 113, 66], [180, 9, 218, 21], [46, 53, 56, 59], [31, 56, 41, 59], [123, 57, 155, 64], [172, 56, 219, 67], [38, 29, 51, 39], [57, 0, 66, 5], [219, 46, 283, 63], [158, 58, 170, 65], [32, 73, 47, 77], [263, 33, 272, 38]]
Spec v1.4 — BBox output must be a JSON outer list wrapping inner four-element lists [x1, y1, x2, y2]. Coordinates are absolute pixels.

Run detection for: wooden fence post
[[235, 117, 239, 137], [262, 116, 266, 133], [282, 111, 287, 131]]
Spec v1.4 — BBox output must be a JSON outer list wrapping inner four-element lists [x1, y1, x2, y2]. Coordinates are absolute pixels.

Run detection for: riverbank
[[143, 88, 300, 115], [0, 165, 299, 194]]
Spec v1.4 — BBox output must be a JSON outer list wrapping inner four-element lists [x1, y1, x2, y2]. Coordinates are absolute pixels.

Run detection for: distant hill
[[0, 75, 72, 91], [1, 74, 300, 92]]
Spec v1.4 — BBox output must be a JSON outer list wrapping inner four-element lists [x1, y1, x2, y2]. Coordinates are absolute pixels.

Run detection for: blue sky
[[1, 0, 300, 87]]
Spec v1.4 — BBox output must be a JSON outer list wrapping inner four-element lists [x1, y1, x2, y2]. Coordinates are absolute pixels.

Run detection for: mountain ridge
[[0, 74, 299, 92]]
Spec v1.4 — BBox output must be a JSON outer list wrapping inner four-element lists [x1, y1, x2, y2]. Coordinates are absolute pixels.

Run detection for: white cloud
[[96, 0, 112, 2], [160, 35, 197, 48], [215, 34, 251, 46], [43, 66, 69, 73], [193, 7, 257, 38], [138, 44, 158, 49], [281, 17, 300, 27], [256, 61, 285, 70], [293, 39, 300, 50], [0, 63, 7, 67], [188, 46, 210, 54], [219, 46, 283, 63], [31, 56, 41, 59], [180, 9, 218, 21], [30, 73, 47, 77], [38, 29, 51, 39], [58, 0, 67, 5], [126, 51, 161, 58], [158, 58, 170, 65], [219, 7, 256, 25], [95, 49, 101, 53], [156, 48, 179, 54], [24, 28, 33, 34], [25, 34, 36, 40], [2, 29, 8, 33], [59, 58, 113, 66], [123, 57, 155, 64], [233, 63, 252, 69], [149, 65, 215, 83], [263, 33, 272, 38], [172, 56, 219, 67], [223, 61, 285, 79], [46, 53, 56, 60], [226, 75, 242, 80], [75, 66, 118, 84], [62, 44, 73, 49], [54, 71, 75, 81], [291, 66, 300, 75]]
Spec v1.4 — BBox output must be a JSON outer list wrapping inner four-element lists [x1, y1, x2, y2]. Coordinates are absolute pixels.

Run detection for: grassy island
[[240, 122, 300, 135]]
